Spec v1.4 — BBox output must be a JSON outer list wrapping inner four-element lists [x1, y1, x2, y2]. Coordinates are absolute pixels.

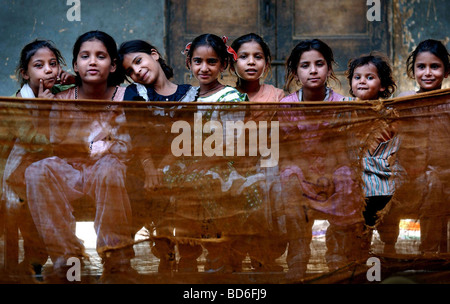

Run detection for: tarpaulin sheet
[[0, 88, 449, 284]]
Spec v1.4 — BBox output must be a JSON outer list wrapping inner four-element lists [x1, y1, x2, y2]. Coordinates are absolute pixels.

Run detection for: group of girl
[[6, 29, 449, 281]]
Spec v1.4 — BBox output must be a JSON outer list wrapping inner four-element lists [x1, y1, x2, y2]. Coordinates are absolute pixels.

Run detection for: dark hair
[[72, 30, 124, 86], [16, 40, 66, 86], [118, 40, 174, 81], [346, 52, 397, 99], [185, 33, 233, 70], [406, 39, 450, 78], [231, 33, 272, 84], [285, 39, 339, 91]]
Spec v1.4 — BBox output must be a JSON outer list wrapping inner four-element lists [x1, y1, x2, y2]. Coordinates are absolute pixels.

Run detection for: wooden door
[[276, 0, 391, 94], [166, 0, 277, 87], [166, 0, 391, 92]]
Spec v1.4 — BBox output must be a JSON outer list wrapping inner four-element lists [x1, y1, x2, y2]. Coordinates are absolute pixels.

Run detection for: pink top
[[55, 86, 125, 101], [280, 88, 349, 103], [277, 88, 349, 153]]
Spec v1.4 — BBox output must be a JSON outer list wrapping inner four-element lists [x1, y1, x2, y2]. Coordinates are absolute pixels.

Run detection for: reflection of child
[[175, 33, 248, 273], [279, 39, 361, 278], [118, 40, 193, 273], [2, 39, 73, 276], [24, 31, 135, 282], [391, 40, 449, 255], [230, 33, 287, 272], [346, 52, 399, 254]]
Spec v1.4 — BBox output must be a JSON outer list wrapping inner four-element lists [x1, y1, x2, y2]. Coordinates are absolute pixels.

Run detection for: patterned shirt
[[362, 135, 401, 197]]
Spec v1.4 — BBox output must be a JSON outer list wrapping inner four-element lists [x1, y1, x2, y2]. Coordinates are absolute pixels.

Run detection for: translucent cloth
[[0, 88, 449, 283]]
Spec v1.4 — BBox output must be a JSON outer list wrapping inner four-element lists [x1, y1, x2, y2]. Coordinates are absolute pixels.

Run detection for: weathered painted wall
[[392, 0, 450, 94], [0, 0, 448, 96], [0, 0, 165, 96]]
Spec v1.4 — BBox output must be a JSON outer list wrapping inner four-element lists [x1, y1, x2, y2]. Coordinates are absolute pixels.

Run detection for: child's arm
[[368, 123, 397, 155]]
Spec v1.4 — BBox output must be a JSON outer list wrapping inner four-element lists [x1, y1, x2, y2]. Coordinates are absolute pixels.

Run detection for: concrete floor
[[2, 219, 437, 284]]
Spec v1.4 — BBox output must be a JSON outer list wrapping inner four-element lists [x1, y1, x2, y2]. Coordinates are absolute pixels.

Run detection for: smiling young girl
[[119, 39, 193, 102], [398, 39, 449, 96]]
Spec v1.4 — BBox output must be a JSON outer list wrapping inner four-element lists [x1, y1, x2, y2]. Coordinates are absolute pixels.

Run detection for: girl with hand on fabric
[[346, 52, 400, 255]]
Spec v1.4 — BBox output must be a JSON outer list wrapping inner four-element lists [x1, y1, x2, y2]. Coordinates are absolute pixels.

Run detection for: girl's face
[[74, 39, 116, 85], [296, 49, 331, 90], [122, 51, 161, 85], [189, 45, 224, 86], [351, 63, 385, 100], [414, 51, 448, 92], [233, 41, 267, 82], [22, 47, 60, 92]]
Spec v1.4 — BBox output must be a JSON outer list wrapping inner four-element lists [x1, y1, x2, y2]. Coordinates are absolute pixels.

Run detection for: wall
[[0, 0, 449, 97], [392, 0, 450, 94], [0, 0, 165, 96]]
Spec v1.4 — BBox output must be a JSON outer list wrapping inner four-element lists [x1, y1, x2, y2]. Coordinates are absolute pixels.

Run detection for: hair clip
[[182, 42, 192, 56], [182, 42, 192, 68], [222, 36, 238, 61]]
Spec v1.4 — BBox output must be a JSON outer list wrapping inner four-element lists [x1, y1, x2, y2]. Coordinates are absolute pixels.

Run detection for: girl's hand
[[38, 79, 55, 99], [58, 70, 76, 85], [142, 158, 162, 191], [368, 123, 397, 154]]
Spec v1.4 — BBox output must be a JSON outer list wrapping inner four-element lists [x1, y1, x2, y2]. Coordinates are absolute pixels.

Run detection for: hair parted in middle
[[284, 38, 339, 91], [72, 30, 125, 87], [182, 33, 237, 70], [230, 32, 273, 84]]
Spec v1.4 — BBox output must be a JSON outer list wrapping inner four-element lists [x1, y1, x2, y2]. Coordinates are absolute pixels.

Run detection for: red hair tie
[[182, 42, 192, 68], [222, 36, 238, 61]]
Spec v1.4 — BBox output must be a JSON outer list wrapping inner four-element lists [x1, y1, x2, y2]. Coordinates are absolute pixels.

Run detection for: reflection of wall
[[0, 0, 448, 97], [0, 0, 165, 96]]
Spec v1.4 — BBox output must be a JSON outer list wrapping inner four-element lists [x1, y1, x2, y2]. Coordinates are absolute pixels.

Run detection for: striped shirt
[[362, 135, 401, 197]]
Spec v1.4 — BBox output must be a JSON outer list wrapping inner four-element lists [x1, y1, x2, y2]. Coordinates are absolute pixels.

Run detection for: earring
[[220, 72, 224, 80], [189, 70, 193, 80]]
